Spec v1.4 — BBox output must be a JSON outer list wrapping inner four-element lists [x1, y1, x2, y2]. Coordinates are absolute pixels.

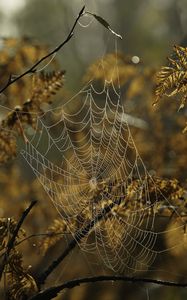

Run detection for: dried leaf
[[88, 13, 122, 39], [40, 218, 68, 255], [155, 45, 187, 110], [31, 70, 65, 104]]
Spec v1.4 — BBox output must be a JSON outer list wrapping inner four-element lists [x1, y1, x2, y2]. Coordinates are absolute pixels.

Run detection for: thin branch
[[15, 231, 71, 247], [0, 200, 37, 280], [0, 231, 71, 259], [36, 199, 120, 287], [0, 6, 85, 94], [29, 275, 187, 300]]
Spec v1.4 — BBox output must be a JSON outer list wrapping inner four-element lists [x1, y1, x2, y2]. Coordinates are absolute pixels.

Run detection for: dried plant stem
[[29, 275, 187, 300], [37, 199, 119, 287], [0, 6, 85, 94], [0, 200, 37, 280]]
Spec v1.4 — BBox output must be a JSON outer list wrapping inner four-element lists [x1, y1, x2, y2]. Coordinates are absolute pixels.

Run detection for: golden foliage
[[83, 49, 187, 181], [0, 70, 65, 165], [84, 52, 156, 103], [155, 45, 187, 110], [6, 251, 38, 300], [0, 36, 187, 299], [31, 70, 65, 104], [100, 178, 186, 228], [2, 71, 65, 128], [154, 44, 187, 132], [0, 37, 52, 108], [41, 219, 68, 255], [40, 178, 187, 255], [0, 218, 37, 299], [0, 38, 65, 165], [0, 218, 18, 251], [84, 53, 139, 86]]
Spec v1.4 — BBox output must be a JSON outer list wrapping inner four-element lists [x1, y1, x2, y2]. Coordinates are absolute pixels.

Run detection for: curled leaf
[[87, 12, 122, 39]]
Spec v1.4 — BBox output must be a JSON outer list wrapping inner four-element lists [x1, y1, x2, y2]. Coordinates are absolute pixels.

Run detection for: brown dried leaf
[[155, 45, 187, 109], [31, 70, 65, 104], [40, 218, 68, 255]]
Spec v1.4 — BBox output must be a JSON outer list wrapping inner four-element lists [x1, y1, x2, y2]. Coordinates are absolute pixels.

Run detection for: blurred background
[[0, 1, 187, 299]]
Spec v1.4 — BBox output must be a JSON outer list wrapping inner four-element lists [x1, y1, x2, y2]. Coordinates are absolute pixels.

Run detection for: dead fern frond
[[0, 218, 37, 299], [0, 218, 17, 252], [31, 70, 65, 104], [0, 37, 51, 108], [6, 250, 38, 300], [0, 70, 65, 164], [40, 218, 69, 255], [155, 45, 187, 110], [110, 177, 186, 221], [4, 70, 65, 126], [0, 217, 26, 257]]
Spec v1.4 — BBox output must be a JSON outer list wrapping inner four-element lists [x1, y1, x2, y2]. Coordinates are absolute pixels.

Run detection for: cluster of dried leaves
[[0, 38, 65, 165], [155, 45, 187, 132], [0, 37, 187, 300], [0, 218, 37, 299]]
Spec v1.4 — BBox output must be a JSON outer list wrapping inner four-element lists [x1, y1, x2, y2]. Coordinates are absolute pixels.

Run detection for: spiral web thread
[[19, 40, 185, 275]]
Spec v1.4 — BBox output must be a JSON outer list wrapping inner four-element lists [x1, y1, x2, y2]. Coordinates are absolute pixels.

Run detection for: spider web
[[19, 39, 185, 275]]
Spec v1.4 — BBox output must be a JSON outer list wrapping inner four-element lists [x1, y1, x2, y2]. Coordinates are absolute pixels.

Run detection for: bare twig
[[36, 199, 120, 287], [0, 6, 85, 94], [29, 275, 187, 300], [0, 231, 71, 259], [15, 231, 71, 247], [0, 200, 37, 280]]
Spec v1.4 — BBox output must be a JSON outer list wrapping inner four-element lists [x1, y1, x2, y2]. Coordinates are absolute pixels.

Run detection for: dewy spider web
[[20, 38, 185, 275]]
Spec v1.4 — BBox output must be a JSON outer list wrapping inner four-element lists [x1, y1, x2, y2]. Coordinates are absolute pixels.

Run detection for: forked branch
[[0, 6, 85, 94]]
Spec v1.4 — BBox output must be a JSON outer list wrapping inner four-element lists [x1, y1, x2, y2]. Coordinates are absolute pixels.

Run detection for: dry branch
[[0, 6, 85, 94], [36, 198, 121, 287], [0, 200, 37, 279], [29, 275, 187, 300]]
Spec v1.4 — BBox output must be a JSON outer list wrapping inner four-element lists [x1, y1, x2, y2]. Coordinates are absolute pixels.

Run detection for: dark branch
[[36, 199, 119, 287], [0, 6, 85, 94], [0, 200, 37, 279], [29, 275, 187, 300]]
